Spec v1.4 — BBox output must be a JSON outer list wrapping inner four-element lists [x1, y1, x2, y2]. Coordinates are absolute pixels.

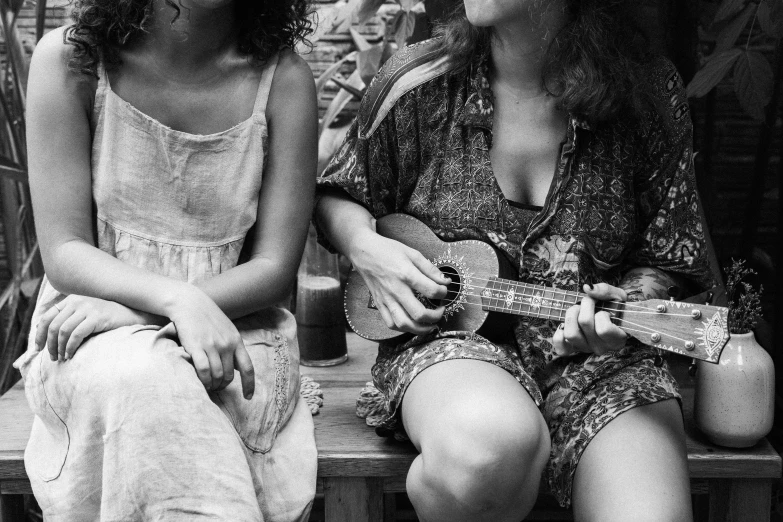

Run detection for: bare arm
[[198, 51, 317, 318], [28, 29, 205, 320], [618, 267, 692, 302], [30, 34, 316, 320], [315, 188, 376, 261], [28, 32, 315, 397], [316, 189, 448, 334]]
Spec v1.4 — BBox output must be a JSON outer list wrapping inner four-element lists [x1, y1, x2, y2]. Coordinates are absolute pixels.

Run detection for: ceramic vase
[[694, 331, 774, 447]]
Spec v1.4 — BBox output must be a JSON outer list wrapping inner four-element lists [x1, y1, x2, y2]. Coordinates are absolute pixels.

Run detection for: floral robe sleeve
[[624, 58, 719, 293]]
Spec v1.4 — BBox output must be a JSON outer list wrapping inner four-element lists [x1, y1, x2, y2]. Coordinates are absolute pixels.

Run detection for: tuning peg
[[654, 348, 664, 367], [688, 358, 697, 377]]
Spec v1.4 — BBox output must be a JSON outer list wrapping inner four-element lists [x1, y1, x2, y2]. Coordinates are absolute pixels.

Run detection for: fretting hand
[[552, 283, 628, 356]]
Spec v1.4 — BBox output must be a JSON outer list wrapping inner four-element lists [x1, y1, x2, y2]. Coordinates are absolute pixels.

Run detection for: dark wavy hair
[[434, 0, 651, 124], [64, 0, 313, 76]]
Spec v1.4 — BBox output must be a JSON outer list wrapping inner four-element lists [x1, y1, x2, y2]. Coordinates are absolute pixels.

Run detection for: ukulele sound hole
[[433, 265, 461, 307]]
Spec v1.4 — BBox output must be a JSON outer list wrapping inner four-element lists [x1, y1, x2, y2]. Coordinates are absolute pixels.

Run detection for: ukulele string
[[414, 295, 693, 343], [412, 295, 688, 324], [434, 279, 674, 314], [398, 293, 692, 343], [607, 316, 691, 344], [432, 290, 699, 318]]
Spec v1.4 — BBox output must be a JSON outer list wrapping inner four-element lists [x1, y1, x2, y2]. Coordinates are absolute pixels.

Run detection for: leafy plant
[[0, 0, 46, 393], [313, 0, 427, 49], [315, 26, 399, 174], [725, 259, 764, 334], [687, 0, 783, 120]]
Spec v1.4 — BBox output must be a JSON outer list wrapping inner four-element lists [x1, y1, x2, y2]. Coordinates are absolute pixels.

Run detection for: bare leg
[[401, 359, 550, 522], [571, 399, 692, 522]]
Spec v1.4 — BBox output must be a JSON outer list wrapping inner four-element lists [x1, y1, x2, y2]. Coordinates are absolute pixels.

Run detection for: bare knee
[[413, 415, 550, 519]]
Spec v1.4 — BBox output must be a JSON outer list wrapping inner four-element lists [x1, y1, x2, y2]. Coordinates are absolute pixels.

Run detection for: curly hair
[[433, 0, 652, 124], [64, 0, 313, 76]]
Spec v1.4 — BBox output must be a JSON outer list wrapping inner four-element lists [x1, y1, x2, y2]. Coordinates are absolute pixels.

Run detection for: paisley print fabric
[[317, 41, 715, 507]]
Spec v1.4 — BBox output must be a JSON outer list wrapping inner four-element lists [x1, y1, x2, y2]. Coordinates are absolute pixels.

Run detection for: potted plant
[[694, 260, 775, 447]]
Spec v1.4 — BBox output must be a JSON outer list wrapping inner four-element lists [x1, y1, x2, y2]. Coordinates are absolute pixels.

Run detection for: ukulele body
[[344, 214, 515, 341]]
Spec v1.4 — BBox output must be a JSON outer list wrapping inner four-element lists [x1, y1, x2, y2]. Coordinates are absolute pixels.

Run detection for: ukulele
[[344, 214, 730, 363]]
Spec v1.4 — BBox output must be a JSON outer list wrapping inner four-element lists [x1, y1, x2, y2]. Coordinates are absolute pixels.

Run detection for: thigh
[[402, 358, 548, 458], [571, 399, 692, 522], [401, 359, 550, 521]]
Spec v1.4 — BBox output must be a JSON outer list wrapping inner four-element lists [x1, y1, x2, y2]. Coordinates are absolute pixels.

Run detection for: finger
[[552, 324, 574, 356], [388, 300, 440, 335], [65, 318, 98, 359], [398, 291, 444, 325], [594, 311, 627, 352], [409, 250, 451, 285], [36, 307, 60, 355], [234, 344, 255, 400], [386, 303, 430, 335], [47, 308, 76, 362], [563, 304, 589, 352], [583, 283, 627, 303], [376, 299, 395, 330], [216, 350, 235, 391], [57, 313, 86, 361], [205, 349, 224, 391], [189, 349, 212, 390], [577, 295, 603, 352], [408, 251, 450, 299]]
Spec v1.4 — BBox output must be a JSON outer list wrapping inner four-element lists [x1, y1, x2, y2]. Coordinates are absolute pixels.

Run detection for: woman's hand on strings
[[352, 230, 450, 335], [36, 295, 159, 362], [167, 286, 255, 399], [553, 283, 628, 356]]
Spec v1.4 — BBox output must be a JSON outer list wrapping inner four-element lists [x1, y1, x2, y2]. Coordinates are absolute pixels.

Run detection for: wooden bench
[[0, 335, 780, 521]]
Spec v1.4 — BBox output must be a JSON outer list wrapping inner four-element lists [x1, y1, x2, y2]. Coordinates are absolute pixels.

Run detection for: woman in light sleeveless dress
[[15, 0, 317, 519]]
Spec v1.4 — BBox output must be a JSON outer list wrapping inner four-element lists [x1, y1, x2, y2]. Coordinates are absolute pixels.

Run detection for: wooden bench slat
[[0, 335, 779, 522]]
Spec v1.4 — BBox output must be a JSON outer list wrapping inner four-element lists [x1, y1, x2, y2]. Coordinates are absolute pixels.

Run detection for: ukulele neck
[[479, 277, 583, 320]]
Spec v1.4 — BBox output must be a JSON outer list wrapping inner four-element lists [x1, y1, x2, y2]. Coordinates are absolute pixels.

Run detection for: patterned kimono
[[316, 39, 717, 506]]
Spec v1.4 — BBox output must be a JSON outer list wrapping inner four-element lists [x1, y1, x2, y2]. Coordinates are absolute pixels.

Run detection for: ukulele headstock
[[620, 299, 730, 363]]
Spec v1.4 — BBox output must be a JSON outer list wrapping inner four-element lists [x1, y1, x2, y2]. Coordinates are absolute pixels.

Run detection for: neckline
[[506, 200, 543, 211], [101, 69, 262, 139]]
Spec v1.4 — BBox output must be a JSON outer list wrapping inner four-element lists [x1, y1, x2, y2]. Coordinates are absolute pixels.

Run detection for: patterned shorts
[[367, 331, 680, 507]]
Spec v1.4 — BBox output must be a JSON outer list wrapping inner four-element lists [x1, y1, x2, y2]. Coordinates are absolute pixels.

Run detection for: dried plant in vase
[[724, 259, 764, 334], [694, 258, 774, 448]]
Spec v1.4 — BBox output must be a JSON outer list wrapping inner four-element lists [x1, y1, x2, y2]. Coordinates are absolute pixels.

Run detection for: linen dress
[[14, 53, 317, 521]]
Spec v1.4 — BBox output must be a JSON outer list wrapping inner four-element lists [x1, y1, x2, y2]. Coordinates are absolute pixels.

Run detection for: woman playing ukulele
[[316, 1, 716, 520]]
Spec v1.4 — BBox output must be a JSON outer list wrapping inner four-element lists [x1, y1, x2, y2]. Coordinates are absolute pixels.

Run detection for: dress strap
[[252, 53, 280, 116], [92, 59, 110, 119]]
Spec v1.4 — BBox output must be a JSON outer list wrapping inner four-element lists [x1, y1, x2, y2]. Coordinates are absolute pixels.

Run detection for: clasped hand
[[35, 290, 255, 399]]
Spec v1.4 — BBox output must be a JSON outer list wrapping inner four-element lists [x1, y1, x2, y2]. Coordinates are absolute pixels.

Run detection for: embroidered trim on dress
[[273, 334, 291, 435]]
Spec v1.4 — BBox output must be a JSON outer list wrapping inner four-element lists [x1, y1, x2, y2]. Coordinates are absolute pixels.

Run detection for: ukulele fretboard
[[479, 277, 584, 321]]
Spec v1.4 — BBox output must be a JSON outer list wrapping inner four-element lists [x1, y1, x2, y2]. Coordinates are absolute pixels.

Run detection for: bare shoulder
[[31, 26, 78, 79], [267, 50, 316, 118], [29, 26, 95, 110]]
